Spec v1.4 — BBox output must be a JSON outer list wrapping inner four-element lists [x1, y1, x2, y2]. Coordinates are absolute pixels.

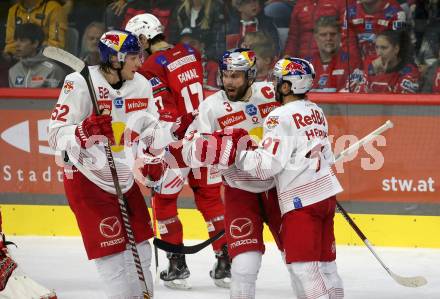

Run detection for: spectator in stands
[[253, 43, 276, 81], [342, 0, 406, 63], [80, 22, 105, 66], [8, 23, 66, 88], [354, 29, 420, 93], [179, 27, 219, 88], [308, 16, 361, 92], [104, 0, 173, 35], [263, 0, 293, 28], [167, 0, 226, 60], [283, 0, 345, 58], [226, 0, 280, 54], [3, 0, 67, 61], [420, 39, 440, 93], [240, 31, 273, 49]]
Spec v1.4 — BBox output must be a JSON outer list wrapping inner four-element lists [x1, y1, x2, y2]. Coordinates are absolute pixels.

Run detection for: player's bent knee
[[231, 251, 262, 283]]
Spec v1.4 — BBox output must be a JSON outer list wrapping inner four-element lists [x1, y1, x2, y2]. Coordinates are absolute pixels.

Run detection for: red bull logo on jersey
[[292, 109, 326, 129], [218, 111, 246, 129], [63, 80, 74, 94]]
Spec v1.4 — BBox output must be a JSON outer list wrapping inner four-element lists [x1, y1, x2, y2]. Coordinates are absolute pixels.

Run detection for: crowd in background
[[0, 0, 439, 93]]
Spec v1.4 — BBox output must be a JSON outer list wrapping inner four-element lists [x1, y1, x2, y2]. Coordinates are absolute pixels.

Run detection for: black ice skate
[[160, 252, 191, 289], [210, 245, 231, 288]]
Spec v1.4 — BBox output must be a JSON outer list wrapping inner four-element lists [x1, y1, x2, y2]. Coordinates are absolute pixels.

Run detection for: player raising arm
[[229, 57, 345, 299]]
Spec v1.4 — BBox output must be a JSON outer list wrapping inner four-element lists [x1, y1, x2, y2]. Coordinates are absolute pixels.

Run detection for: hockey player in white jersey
[[182, 48, 283, 298], [48, 30, 194, 298], [227, 57, 344, 298]]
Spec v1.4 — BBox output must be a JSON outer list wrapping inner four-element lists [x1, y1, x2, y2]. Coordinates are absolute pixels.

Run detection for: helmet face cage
[[271, 57, 316, 95], [218, 48, 257, 86], [125, 13, 164, 40], [98, 30, 141, 64]]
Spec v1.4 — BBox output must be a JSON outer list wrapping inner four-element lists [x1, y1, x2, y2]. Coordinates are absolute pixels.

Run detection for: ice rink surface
[[8, 236, 440, 299]]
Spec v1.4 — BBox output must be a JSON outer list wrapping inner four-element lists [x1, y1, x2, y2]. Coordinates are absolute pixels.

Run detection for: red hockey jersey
[[139, 43, 204, 122]]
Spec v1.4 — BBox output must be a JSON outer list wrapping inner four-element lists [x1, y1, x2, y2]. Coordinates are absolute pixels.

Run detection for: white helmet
[[272, 57, 315, 94], [125, 13, 164, 40]]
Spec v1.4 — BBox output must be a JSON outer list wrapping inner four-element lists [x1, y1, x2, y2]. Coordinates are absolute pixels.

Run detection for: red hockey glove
[[194, 128, 251, 167], [75, 114, 115, 148], [215, 128, 252, 166], [141, 147, 167, 188], [172, 110, 198, 140]]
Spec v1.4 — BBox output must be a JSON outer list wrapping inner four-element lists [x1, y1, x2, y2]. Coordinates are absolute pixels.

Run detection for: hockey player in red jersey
[[222, 57, 345, 298], [0, 211, 57, 298], [125, 13, 229, 289], [181, 48, 283, 299], [47, 30, 191, 298]]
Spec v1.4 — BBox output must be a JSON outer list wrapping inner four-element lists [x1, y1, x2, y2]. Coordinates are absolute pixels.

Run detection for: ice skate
[[160, 253, 191, 290], [210, 245, 231, 288]]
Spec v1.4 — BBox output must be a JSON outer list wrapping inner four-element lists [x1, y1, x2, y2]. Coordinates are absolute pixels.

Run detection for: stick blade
[[43, 46, 85, 72], [390, 272, 427, 288]]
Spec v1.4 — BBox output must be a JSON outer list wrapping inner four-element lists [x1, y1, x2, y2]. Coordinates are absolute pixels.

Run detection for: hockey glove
[[216, 128, 252, 167], [75, 114, 115, 148], [172, 110, 199, 140], [194, 128, 250, 167], [141, 147, 167, 188]]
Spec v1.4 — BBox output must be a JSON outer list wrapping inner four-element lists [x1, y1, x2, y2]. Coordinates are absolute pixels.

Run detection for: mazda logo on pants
[[230, 217, 253, 239], [99, 216, 122, 238]]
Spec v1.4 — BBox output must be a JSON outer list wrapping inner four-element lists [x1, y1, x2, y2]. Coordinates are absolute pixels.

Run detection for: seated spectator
[[420, 39, 440, 93], [3, 0, 67, 61], [240, 31, 273, 49], [307, 16, 361, 92], [283, 0, 345, 58], [80, 22, 105, 66], [226, 0, 280, 54], [253, 43, 276, 81], [8, 23, 66, 88], [342, 0, 406, 63], [104, 0, 173, 35], [168, 0, 226, 60], [179, 27, 219, 89], [354, 30, 420, 93]]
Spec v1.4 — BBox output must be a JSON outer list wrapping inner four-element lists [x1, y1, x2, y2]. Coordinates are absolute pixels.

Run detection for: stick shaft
[[335, 120, 393, 162]]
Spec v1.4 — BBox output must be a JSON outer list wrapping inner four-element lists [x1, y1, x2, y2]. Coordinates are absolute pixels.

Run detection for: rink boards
[[1, 89, 439, 248]]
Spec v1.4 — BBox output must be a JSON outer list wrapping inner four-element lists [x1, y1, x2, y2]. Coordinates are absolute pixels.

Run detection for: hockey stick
[[43, 46, 151, 298], [153, 229, 225, 254], [150, 189, 160, 283], [334, 120, 427, 288], [334, 120, 394, 162]]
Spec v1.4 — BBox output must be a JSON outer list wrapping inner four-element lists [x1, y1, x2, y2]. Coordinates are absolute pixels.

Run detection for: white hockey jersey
[[182, 81, 279, 192], [235, 99, 343, 215], [48, 66, 176, 194]]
